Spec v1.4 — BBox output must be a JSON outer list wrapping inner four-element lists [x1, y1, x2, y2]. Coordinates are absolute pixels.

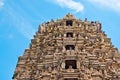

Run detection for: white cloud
[[53, 0, 84, 12], [0, 0, 4, 8], [89, 0, 120, 13]]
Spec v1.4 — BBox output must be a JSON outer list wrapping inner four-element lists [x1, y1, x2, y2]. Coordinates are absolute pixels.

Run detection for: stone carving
[[54, 48, 61, 60], [13, 14, 120, 80], [48, 66, 52, 72], [67, 65, 74, 72], [39, 23, 46, 33], [62, 46, 66, 53], [96, 21, 101, 33], [66, 47, 75, 55], [77, 61, 80, 69], [61, 62, 65, 69]]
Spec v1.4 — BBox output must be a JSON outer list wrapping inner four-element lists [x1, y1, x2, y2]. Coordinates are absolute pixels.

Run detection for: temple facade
[[13, 14, 120, 80]]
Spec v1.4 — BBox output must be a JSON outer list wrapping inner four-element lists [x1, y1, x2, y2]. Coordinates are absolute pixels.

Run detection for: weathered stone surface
[[13, 14, 120, 80]]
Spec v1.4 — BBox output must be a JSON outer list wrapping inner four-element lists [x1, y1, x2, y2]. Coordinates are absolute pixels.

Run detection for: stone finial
[[63, 13, 76, 20]]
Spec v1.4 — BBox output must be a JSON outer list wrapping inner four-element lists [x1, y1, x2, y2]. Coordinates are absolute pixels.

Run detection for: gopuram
[[13, 13, 120, 80]]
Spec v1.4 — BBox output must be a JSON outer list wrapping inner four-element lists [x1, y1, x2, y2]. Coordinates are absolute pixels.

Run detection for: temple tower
[[13, 14, 120, 80]]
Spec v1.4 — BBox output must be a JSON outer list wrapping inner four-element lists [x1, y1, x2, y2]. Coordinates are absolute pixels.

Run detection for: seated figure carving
[[66, 47, 74, 55], [67, 65, 74, 72]]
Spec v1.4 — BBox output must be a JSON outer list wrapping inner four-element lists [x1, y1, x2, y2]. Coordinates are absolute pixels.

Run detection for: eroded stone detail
[[13, 13, 120, 80]]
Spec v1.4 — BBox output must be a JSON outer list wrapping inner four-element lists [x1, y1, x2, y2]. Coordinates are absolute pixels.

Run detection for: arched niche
[[65, 60, 77, 69], [65, 45, 75, 50], [66, 20, 73, 26]]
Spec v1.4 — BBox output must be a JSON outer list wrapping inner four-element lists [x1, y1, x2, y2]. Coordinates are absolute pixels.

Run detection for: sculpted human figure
[[84, 18, 88, 24], [77, 61, 80, 69], [40, 23, 46, 33], [110, 62, 118, 73], [96, 22, 101, 33], [54, 48, 60, 60], [66, 47, 74, 55], [62, 46, 66, 53], [103, 69, 108, 79], [54, 26, 58, 32], [78, 23, 82, 27], [80, 65, 85, 71], [55, 48, 59, 53], [61, 62, 65, 69], [75, 46, 79, 53], [78, 34, 83, 39], [84, 18, 89, 31], [59, 33, 62, 38], [64, 33, 66, 37], [67, 65, 74, 72], [48, 66, 52, 72]]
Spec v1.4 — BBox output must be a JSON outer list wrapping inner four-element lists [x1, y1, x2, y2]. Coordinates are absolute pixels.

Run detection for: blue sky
[[0, 0, 120, 80]]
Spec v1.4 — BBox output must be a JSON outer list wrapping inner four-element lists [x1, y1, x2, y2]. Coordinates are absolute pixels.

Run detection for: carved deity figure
[[78, 23, 82, 27], [66, 47, 75, 55], [84, 18, 88, 24], [40, 23, 46, 33], [103, 69, 109, 79], [61, 62, 65, 69], [54, 48, 62, 60], [67, 65, 74, 72], [48, 66, 52, 72], [75, 46, 79, 53], [77, 61, 80, 69], [110, 62, 118, 73], [64, 33, 66, 37], [96, 22, 101, 33], [62, 46, 66, 53], [78, 34, 83, 39]]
